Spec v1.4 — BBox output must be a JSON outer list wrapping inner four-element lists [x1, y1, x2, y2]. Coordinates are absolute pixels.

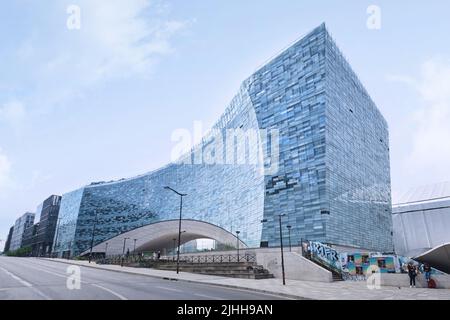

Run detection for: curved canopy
[[80, 219, 247, 256], [414, 243, 450, 274]]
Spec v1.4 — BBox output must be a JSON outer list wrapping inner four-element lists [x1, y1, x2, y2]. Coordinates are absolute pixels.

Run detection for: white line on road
[[91, 284, 128, 300], [155, 286, 183, 293], [193, 293, 224, 300], [17, 262, 129, 300], [0, 266, 51, 300], [0, 267, 32, 287]]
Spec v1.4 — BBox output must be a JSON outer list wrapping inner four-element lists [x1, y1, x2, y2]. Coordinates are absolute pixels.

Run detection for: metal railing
[[96, 252, 257, 266], [177, 253, 256, 264]]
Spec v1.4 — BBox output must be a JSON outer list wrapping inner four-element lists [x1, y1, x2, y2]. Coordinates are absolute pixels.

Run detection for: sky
[[1, 0, 450, 249]]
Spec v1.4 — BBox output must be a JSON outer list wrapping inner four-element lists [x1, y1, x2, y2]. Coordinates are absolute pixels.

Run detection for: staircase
[[155, 261, 274, 279], [307, 254, 344, 281]]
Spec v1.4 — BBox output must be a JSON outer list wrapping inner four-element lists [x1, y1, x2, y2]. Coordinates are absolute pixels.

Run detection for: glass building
[[53, 24, 393, 257]]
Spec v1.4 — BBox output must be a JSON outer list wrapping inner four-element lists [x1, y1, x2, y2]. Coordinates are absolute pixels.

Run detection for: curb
[[39, 258, 308, 300]]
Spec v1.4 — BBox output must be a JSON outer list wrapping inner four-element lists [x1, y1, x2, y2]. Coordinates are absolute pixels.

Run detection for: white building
[[393, 182, 450, 257], [9, 212, 35, 251]]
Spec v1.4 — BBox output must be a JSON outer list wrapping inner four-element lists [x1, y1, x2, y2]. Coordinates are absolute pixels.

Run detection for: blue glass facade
[[53, 24, 393, 257]]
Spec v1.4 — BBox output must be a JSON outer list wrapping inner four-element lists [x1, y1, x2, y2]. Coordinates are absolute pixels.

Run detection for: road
[[0, 257, 284, 300]]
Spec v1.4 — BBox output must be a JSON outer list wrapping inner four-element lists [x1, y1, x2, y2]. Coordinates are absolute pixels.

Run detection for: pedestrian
[[423, 263, 432, 282], [157, 251, 161, 260], [407, 262, 417, 288]]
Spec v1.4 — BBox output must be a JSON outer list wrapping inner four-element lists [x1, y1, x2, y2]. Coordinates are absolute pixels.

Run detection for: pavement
[[0, 257, 286, 300], [34, 258, 450, 300]]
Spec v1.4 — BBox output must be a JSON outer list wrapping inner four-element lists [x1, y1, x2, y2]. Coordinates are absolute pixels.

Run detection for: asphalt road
[[0, 257, 284, 300]]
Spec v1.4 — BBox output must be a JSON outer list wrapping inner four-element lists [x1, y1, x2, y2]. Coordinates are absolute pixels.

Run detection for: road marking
[[155, 286, 183, 293], [0, 266, 51, 300], [91, 284, 128, 300], [193, 293, 224, 300], [18, 262, 128, 300]]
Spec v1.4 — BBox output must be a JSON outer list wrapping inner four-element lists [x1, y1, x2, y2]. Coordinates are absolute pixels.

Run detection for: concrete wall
[[393, 198, 450, 257], [178, 246, 333, 283], [380, 273, 450, 289], [254, 248, 333, 283]]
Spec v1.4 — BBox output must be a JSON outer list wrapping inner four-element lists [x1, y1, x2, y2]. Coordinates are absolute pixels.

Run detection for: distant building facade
[[3, 226, 14, 253], [10, 212, 35, 251], [393, 182, 450, 257], [19, 195, 62, 256]]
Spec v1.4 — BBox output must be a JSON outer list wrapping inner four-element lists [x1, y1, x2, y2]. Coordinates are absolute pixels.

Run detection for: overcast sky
[[1, 0, 450, 248]]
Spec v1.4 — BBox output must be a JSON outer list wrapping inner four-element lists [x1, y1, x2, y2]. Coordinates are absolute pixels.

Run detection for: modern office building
[[21, 223, 39, 250], [53, 24, 393, 257], [10, 212, 35, 251], [34, 195, 62, 256], [19, 195, 62, 256], [3, 226, 14, 253], [393, 182, 450, 257]]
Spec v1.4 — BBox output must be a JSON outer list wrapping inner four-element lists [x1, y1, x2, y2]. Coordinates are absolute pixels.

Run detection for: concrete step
[[153, 262, 274, 279]]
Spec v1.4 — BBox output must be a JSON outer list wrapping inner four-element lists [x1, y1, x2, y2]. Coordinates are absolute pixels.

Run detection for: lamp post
[[133, 239, 137, 254], [164, 186, 187, 274], [105, 242, 109, 258], [287, 225, 292, 252], [121, 237, 129, 267], [88, 211, 99, 263], [261, 215, 286, 285], [236, 231, 241, 262]]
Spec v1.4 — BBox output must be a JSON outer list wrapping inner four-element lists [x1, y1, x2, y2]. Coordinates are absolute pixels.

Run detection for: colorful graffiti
[[303, 241, 402, 277]]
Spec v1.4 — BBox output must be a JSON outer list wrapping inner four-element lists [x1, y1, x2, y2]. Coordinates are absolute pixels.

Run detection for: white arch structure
[[80, 219, 247, 256]]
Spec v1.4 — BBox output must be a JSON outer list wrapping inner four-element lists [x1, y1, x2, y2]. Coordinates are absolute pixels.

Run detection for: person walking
[[407, 262, 417, 288]]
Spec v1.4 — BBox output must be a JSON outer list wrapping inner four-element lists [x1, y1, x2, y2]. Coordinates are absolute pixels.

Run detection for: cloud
[[79, 0, 189, 78], [0, 148, 12, 191], [385, 74, 416, 86], [13, 0, 192, 113], [392, 58, 450, 185], [0, 100, 26, 128]]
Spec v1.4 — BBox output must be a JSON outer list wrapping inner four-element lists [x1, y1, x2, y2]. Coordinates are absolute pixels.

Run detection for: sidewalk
[[44, 258, 450, 300]]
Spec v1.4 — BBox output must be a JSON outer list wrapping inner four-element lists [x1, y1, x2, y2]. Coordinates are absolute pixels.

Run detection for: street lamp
[[88, 211, 100, 263], [287, 225, 292, 252], [236, 231, 241, 262], [121, 237, 130, 267], [164, 186, 187, 274], [261, 215, 286, 285]]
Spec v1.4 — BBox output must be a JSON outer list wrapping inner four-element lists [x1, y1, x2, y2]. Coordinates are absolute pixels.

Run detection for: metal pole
[[133, 239, 137, 254], [279, 215, 286, 285], [164, 186, 187, 274], [236, 231, 240, 262], [105, 242, 108, 258], [176, 195, 183, 274], [88, 212, 99, 263]]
